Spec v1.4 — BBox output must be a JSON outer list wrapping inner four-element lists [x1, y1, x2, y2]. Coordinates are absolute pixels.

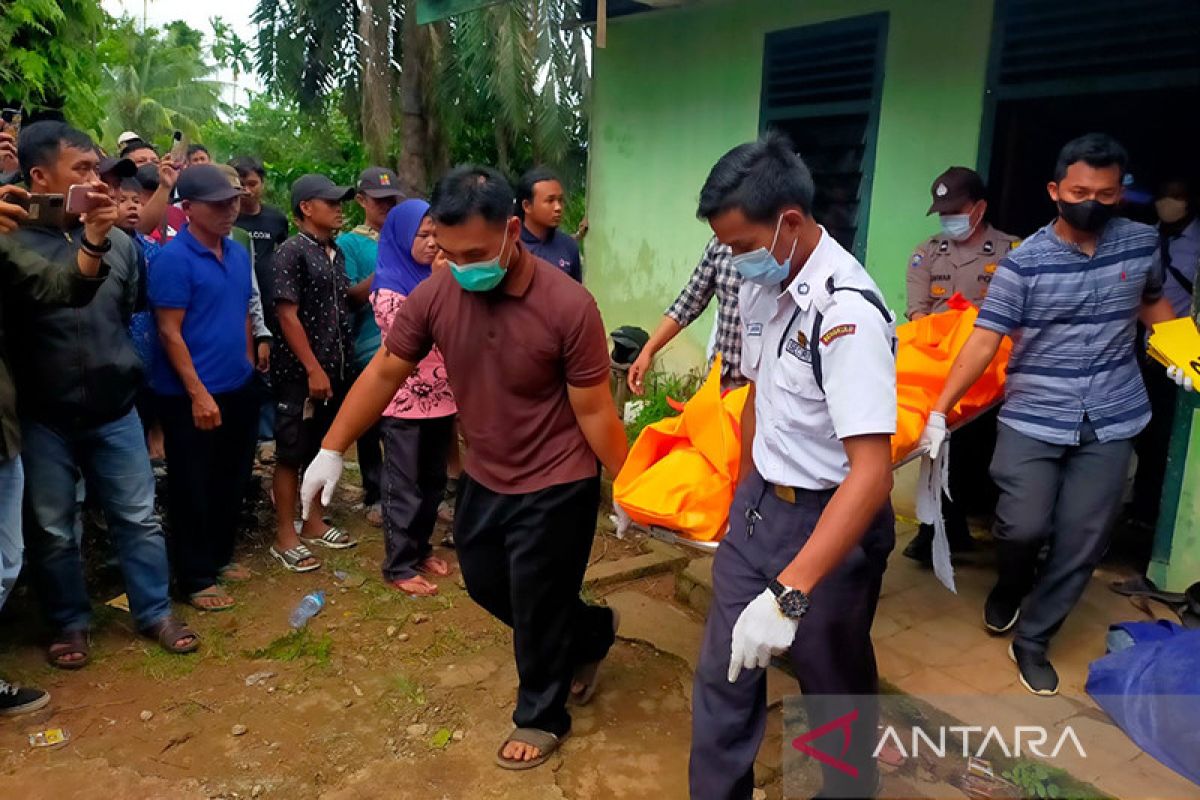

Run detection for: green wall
[[586, 0, 996, 373]]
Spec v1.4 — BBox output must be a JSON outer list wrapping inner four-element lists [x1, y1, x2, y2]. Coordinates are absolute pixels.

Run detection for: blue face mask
[[730, 215, 796, 286], [449, 232, 510, 292], [939, 213, 973, 241]]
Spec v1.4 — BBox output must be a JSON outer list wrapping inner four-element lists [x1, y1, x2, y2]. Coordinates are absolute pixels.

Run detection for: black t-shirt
[[235, 205, 290, 327]]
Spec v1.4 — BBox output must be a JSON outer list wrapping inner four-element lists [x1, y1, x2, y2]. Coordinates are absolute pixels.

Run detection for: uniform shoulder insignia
[[910, 252, 924, 268], [820, 323, 856, 346], [982, 240, 995, 255]]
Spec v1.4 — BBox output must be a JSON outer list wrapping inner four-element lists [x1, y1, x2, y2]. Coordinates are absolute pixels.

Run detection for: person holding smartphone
[[8, 121, 196, 669], [0, 182, 112, 714]]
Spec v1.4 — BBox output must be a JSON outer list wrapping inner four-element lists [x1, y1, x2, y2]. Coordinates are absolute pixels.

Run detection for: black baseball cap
[[291, 173, 354, 208], [176, 164, 243, 203], [356, 166, 404, 199], [98, 155, 137, 180], [927, 167, 986, 215]]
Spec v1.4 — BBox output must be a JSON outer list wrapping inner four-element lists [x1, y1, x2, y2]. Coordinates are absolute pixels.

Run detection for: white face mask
[[1155, 197, 1188, 225]]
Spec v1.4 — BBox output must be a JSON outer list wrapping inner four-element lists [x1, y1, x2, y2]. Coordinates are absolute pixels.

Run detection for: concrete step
[[584, 537, 690, 589], [675, 555, 714, 616]]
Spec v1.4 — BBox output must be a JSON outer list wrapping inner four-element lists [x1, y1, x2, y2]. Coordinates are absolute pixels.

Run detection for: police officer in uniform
[[903, 167, 1018, 564], [689, 133, 897, 800]]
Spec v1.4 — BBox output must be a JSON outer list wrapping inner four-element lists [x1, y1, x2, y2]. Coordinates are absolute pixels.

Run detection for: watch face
[[777, 588, 810, 620]]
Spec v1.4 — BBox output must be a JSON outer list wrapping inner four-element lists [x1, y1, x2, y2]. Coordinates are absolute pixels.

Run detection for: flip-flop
[[47, 629, 90, 670], [495, 727, 568, 771], [416, 556, 453, 577], [300, 526, 357, 550], [189, 586, 237, 611], [569, 607, 621, 706], [218, 562, 253, 583], [270, 544, 321, 573], [391, 576, 439, 597], [141, 616, 201, 654]]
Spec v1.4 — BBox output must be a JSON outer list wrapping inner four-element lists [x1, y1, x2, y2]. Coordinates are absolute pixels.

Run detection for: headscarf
[[374, 198, 432, 296]]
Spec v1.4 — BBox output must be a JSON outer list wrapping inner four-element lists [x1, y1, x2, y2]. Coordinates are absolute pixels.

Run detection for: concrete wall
[[586, 0, 996, 373]]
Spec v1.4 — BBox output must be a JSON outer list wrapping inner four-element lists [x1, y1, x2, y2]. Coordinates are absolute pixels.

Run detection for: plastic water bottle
[[289, 591, 325, 629]]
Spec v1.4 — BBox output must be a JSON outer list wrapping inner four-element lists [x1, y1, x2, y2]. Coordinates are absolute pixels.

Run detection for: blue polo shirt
[[148, 226, 255, 396], [976, 217, 1163, 445], [520, 224, 582, 282]]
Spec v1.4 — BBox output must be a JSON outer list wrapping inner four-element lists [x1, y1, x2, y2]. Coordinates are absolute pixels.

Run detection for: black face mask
[[1057, 199, 1116, 233]]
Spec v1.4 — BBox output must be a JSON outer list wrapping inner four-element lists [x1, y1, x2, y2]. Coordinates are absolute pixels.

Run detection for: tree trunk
[[359, 0, 394, 166], [397, 0, 430, 196]]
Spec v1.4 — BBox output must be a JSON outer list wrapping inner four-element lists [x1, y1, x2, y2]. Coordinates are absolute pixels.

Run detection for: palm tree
[[210, 16, 254, 108], [99, 19, 230, 148]]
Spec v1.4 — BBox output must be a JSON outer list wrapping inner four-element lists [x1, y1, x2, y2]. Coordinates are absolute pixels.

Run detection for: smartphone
[[168, 130, 187, 165], [0, 108, 20, 136], [13, 193, 65, 227], [65, 184, 104, 215]]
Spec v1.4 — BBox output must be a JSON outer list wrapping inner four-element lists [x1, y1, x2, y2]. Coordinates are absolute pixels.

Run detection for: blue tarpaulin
[[1087, 621, 1200, 786]]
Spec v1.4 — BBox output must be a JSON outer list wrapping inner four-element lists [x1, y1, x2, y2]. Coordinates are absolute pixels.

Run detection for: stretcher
[[613, 297, 1011, 552]]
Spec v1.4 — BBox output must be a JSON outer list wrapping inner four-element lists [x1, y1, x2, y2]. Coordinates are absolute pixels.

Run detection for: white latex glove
[[919, 411, 948, 459], [1167, 365, 1195, 393], [728, 588, 798, 682], [300, 449, 344, 520]]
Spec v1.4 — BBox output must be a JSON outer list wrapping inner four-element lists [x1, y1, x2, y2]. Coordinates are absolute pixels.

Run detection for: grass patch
[[137, 645, 200, 681], [245, 629, 333, 667], [387, 673, 426, 707], [624, 369, 705, 443]]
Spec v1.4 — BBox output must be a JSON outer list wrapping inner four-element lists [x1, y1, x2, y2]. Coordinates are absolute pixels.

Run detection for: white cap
[[117, 131, 141, 146]]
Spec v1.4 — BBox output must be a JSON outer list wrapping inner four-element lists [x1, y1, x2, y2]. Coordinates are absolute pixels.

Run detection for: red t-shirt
[[385, 244, 610, 494]]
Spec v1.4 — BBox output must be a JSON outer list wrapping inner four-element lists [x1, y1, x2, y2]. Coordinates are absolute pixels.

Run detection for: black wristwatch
[[769, 579, 810, 621]]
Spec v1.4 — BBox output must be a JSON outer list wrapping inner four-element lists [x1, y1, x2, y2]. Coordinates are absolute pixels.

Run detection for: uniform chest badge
[[1010, 240, 1021, 250], [931, 285, 947, 297], [982, 241, 995, 255], [938, 241, 949, 253], [746, 322, 763, 337], [984, 263, 997, 274], [784, 338, 812, 363], [796, 330, 808, 348]]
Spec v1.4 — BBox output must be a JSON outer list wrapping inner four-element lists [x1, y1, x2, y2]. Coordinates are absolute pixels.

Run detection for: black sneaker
[[1009, 643, 1059, 696], [983, 585, 1022, 634], [902, 525, 935, 564], [0, 679, 50, 716]]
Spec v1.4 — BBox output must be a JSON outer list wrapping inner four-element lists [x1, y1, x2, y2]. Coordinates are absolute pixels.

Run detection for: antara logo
[[791, 711, 1087, 778]]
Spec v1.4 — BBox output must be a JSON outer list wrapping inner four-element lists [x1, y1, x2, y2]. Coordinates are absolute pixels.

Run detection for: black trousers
[[690, 468, 894, 799], [1130, 359, 1178, 527], [454, 473, 616, 737], [380, 416, 453, 581], [357, 420, 383, 508], [159, 383, 258, 595]]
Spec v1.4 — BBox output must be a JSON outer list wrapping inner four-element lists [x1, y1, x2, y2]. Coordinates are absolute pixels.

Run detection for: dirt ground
[[0, 477, 699, 800]]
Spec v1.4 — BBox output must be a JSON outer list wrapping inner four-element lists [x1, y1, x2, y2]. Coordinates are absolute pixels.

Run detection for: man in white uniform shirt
[[688, 132, 897, 800]]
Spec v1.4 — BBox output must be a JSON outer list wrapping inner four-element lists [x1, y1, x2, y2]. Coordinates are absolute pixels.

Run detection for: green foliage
[[201, 93, 369, 226], [247, 628, 334, 666], [0, 0, 107, 130], [1003, 762, 1067, 799], [624, 369, 706, 444], [97, 17, 229, 149], [430, 727, 453, 749]]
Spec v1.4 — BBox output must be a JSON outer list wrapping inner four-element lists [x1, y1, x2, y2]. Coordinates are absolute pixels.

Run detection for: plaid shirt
[[665, 237, 743, 382]]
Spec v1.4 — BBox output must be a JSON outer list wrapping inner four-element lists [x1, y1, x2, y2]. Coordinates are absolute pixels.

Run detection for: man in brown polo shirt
[[300, 165, 628, 771]]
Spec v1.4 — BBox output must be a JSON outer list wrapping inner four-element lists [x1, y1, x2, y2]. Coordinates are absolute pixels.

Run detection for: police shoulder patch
[[910, 252, 924, 269], [819, 323, 856, 346]]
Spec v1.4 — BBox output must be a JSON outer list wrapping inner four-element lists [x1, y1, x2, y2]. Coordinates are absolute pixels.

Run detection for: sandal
[[391, 575, 439, 597], [141, 616, 201, 654], [218, 562, 252, 583], [270, 544, 321, 573], [496, 727, 568, 771], [189, 585, 237, 612], [417, 556, 453, 577], [47, 629, 90, 670], [299, 526, 357, 550], [569, 608, 621, 706]]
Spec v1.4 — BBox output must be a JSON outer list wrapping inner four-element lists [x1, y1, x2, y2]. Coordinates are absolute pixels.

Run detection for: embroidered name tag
[[820, 324, 857, 345], [747, 322, 763, 337]]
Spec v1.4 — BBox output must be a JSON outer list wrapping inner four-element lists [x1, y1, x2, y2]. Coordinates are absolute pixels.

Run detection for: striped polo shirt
[[976, 217, 1163, 445]]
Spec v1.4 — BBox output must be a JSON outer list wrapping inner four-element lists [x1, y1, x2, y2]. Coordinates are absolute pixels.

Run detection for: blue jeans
[[0, 455, 23, 612], [22, 409, 171, 631]]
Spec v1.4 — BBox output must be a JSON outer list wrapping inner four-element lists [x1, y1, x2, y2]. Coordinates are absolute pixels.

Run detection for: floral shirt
[[372, 287, 456, 419]]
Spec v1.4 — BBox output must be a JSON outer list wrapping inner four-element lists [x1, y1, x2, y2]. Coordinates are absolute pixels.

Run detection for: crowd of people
[[0, 105, 1197, 799]]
